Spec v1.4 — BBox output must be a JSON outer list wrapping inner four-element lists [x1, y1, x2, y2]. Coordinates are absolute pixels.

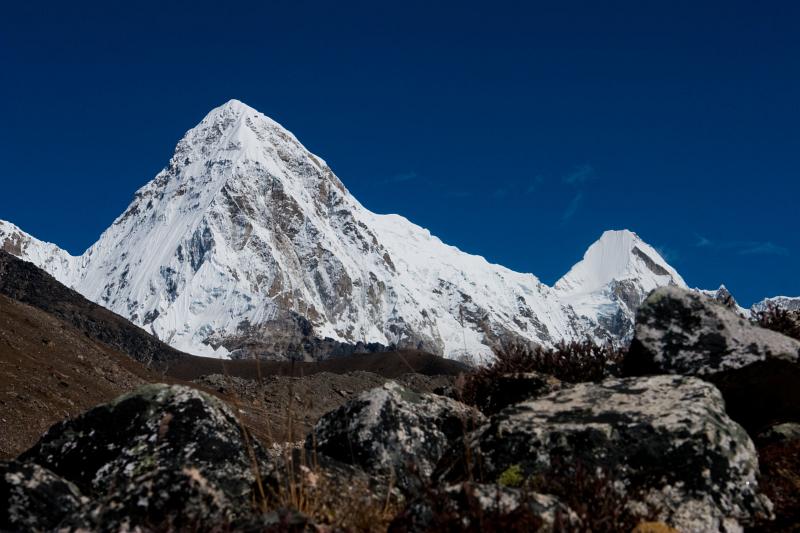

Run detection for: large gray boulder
[[1, 461, 87, 531], [627, 286, 799, 375], [388, 482, 580, 532], [437, 375, 772, 532], [625, 286, 800, 432], [20, 383, 274, 530], [307, 381, 484, 494]]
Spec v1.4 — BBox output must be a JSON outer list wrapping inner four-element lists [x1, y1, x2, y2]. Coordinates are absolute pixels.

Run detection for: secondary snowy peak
[[556, 230, 684, 295], [555, 230, 686, 342], [0, 220, 77, 285]]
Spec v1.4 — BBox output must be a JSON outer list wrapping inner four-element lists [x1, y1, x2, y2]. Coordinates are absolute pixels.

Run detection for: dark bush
[[528, 459, 656, 533], [752, 438, 800, 532], [460, 341, 625, 410], [753, 305, 800, 342]]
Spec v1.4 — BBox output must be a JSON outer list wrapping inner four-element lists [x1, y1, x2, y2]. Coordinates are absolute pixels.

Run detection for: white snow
[[0, 100, 709, 359]]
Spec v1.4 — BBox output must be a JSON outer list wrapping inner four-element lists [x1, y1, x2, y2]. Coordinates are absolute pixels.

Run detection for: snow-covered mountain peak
[[553, 230, 687, 343], [555, 230, 684, 296], [0, 101, 711, 359]]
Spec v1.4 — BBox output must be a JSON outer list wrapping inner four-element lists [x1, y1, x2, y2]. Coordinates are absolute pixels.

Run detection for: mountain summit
[[2, 101, 687, 360], [555, 230, 686, 339]]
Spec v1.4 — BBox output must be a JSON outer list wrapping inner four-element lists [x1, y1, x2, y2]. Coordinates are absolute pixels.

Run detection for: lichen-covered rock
[[626, 286, 800, 376], [20, 383, 274, 530], [1, 461, 87, 531], [388, 482, 580, 532], [625, 286, 800, 432], [464, 371, 563, 415], [438, 375, 772, 532], [758, 422, 800, 444], [235, 508, 319, 533], [307, 381, 484, 494]]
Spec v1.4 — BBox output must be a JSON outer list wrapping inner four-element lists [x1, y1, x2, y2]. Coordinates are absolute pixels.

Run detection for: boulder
[[388, 482, 580, 532], [306, 381, 484, 494], [1, 461, 87, 531], [758, 422, 800, 444], [625, 286, 800, 432], [437, 375, 772, 532], [20, 383, 275, 530]]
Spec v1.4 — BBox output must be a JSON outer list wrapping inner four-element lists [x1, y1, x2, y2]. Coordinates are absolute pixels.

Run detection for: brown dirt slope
[[0, 251, 187, 366], [0, 294, 163, 458], [0, 252, 466, 459]]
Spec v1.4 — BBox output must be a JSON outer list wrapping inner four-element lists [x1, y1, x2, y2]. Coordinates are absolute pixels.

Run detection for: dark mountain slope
[[0, 294, 161, 458], [0, 251, 188, 367]]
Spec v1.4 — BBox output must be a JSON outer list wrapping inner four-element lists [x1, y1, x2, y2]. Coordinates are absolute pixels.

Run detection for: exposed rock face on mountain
[[752, 295, 800, 313], [437, 375, 772, 532], [697, 284, 748, 315], [0, 100, 699, 361]]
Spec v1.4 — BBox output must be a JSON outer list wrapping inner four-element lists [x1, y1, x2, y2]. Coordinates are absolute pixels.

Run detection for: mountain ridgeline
[[0, 99, 727, 361]]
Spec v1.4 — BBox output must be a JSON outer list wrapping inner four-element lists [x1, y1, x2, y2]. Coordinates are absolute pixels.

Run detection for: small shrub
[[752, 438, 800, 532], [498, 464, 524, 488], [528, 459, 657, 533], [753, 305, 800, 342], [460, 340, 626, 411]]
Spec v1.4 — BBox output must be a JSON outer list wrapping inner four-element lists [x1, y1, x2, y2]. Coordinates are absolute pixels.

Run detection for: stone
[[306, 381, 484, 494], [388, 482, 580, 532], [626, 286, 800, 376], [758, 422, 800, 444], [437, 375, 772, 532], [20, 383, 275, 530], [1, 461, 87, 531], [624, 286, 800, 432]]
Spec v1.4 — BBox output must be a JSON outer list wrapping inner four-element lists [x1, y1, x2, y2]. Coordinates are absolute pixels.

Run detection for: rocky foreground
[[3, 287, 800, 532]]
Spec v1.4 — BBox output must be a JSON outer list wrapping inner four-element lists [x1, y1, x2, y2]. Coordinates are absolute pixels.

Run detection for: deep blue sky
[[1, 1, 798, 305]]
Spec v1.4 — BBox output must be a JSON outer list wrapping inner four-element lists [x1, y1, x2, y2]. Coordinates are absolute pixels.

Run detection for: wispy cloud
[[739, 242, 790, 256], [562, 164, 596, 186], [380, 171, 418, 185], [525, 175, 545, 194], [654, 245, 680, 263], [492, 187, 510, 199], [695, 235, 790, 256], [561, 192, 584, 222]]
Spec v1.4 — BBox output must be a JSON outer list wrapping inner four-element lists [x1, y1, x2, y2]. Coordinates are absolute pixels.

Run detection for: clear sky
[[1, 1, 798, 305]]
